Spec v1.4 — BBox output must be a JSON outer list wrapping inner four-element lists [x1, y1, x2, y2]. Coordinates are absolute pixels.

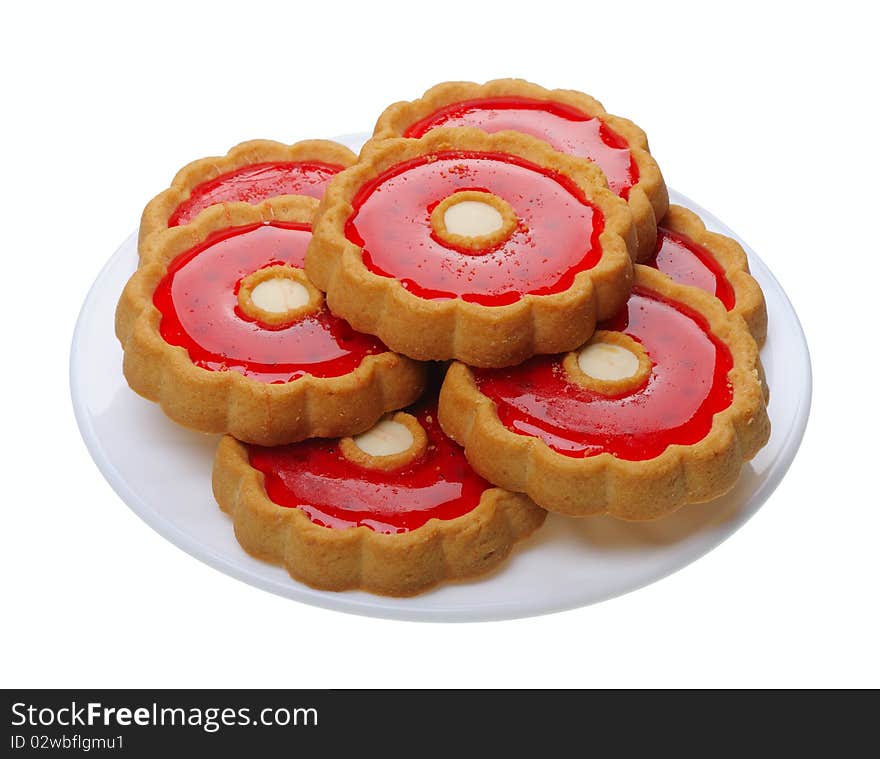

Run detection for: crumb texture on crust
[[657, 204, 768, 346], [116, 196, 426, 445], [372, 78, 668, 261], [438, 265, 770, 520], [306, 127, 637, 368], [211, 435, 546, 597], [138, 139, 358, 259]]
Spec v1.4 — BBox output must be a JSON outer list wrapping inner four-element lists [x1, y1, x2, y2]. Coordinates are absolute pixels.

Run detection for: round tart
[[116, 196, 425, 445], [439, 266, 770, 520], [212, 394, 546, 596], [647, 205, 768, 345], [372, 79, 668, 261], [138, 139, 357, 259], [306, 128, 637, 368]]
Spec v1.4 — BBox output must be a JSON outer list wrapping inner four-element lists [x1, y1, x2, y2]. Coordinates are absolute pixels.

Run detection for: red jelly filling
[[169, 161, 345, 227], [153, 222, 384, 383], [474, 288, 734, 461], [345, 151, 604, 307], [248, 402, 491, 533], [646, 227, 736, 310], [404, 97, 638, 198]]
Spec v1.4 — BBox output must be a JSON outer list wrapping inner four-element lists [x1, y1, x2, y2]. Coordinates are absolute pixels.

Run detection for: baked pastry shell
[[438, 265, 771, 520], [116, 196, 426, 445], [138, 138, 357, 260], [372, 78, 668, 261], [659, 204, 768, 346], [305, 127, 637, 368], [212, 435, 547, 597]]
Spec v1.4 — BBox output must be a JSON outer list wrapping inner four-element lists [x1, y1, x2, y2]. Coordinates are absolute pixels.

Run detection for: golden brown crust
[[212, 435, 547, 597], [116, 196, 426, 445], [138, 139, 358, 260], [372, 79, 668, 261], [660, 204, 768, 346], [438, 265, 770, 521], [306, 128, 636, 368]]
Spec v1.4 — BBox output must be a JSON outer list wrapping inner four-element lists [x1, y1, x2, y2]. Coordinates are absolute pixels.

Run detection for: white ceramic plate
[[71, 133, 811, 622]]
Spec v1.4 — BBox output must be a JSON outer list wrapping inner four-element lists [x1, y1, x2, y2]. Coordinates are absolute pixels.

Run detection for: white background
[[2, 1, 877, 688]]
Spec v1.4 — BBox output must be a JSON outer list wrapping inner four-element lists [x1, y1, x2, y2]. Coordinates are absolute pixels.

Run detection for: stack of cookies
[[117, 79, 771, 597]]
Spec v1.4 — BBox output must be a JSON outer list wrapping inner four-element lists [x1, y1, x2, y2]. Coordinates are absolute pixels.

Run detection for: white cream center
[[444, 200, 504, 238], [250, 277, 309, 313], [578, 342, 640, 381], [353, 419, 415, 457]]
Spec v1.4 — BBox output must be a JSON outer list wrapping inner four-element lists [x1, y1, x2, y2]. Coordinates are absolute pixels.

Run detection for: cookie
[[648, 205, 768, 346], [372, 78, 668, 261], [138, 139, 357, 260], [116, 196, 425, 445], [439, 265, 770, 520], [306, 127, 636, 368], [212, 393, 546, 596]]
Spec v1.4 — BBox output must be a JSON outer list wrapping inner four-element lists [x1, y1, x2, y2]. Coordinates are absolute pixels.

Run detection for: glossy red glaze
[[474, 288, 734, 460], [404, 97, 638, 197], [646, 227, 736, 310], [248, 401, 491, 533], [168, 161, 344, 227], [345, 151, 604, 307], [153, 222, 384, 383]]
